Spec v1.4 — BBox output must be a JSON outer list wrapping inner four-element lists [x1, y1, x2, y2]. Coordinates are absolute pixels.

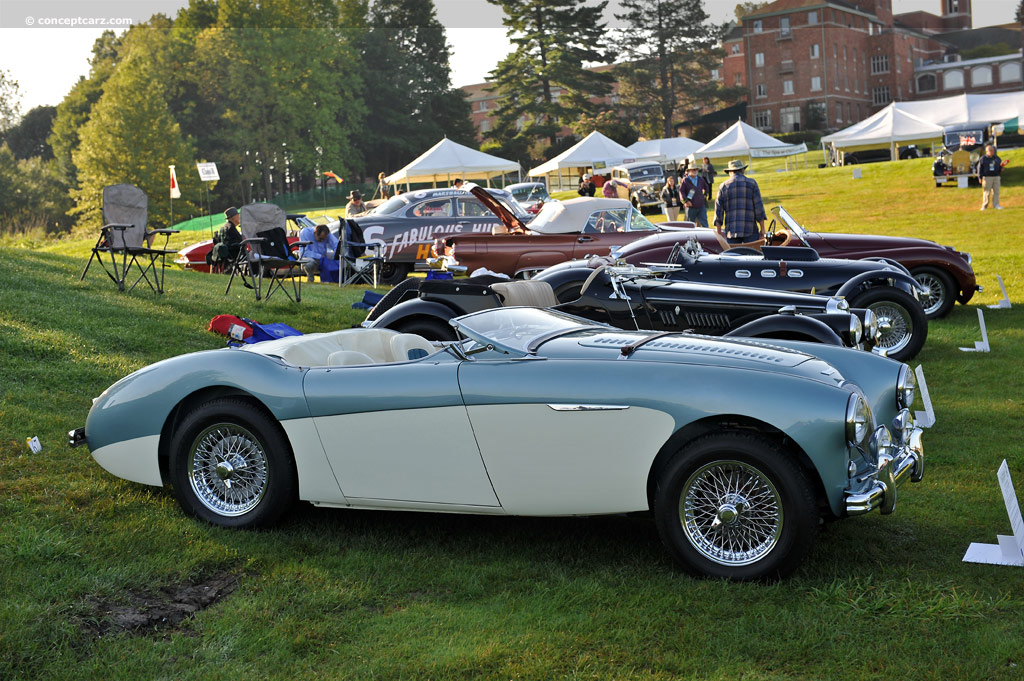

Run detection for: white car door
[[303, 361, 499, 509]]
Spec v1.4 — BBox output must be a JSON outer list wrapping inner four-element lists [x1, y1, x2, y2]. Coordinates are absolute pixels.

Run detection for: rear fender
[[836, 270, 923, 300], [369, 299, 461, 331], [724, 314, 844, 346]]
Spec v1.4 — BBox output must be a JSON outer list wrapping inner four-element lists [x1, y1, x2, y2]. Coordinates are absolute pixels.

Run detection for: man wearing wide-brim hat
[[713, 159, 766, 246], [345, 189, 367, 218]]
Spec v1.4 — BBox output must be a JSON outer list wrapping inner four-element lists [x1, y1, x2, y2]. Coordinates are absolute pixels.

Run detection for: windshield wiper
[[619, 331, 679, 357], [526, 325, 600, 354]]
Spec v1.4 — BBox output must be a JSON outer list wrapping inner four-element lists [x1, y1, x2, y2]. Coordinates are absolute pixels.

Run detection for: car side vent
[[658, 310, 677, 326], [684, 312, 730, 329], [642, 340, 787, 362]]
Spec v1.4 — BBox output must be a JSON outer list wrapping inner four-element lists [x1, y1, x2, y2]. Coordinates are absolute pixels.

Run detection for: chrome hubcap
[[913, 273, 946, 316], [680, 460, 783, 566], [188, 423, 269, 517], [870, 302, 912, 354]]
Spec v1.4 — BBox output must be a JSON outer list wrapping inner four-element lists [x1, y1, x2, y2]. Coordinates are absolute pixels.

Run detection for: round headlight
[[846, 393, 874, 447], [848, 314, 863, 345], [891, 408, 913, 447], [869, 425, 894, 463], [863, 309, 878, 342], [897, 364, 917, 409]]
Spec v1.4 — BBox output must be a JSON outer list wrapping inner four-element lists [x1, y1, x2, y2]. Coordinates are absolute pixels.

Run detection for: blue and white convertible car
[[72, 307, 924, 581]]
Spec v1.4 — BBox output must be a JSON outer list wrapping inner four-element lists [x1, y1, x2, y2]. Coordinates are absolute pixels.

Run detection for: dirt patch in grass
[[81, 571, 239, 638]]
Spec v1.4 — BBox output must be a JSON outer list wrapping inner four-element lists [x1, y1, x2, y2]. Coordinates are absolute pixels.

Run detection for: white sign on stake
[[987, 274, 1011, 309], [913, 365, 936, 428], [196, 162, 220, 182], [963, 460, 1024, 567], [958, 308, 990, 352]]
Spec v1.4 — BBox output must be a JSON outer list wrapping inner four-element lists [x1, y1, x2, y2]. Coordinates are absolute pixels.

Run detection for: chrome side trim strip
[[547, 404, 631, 411]]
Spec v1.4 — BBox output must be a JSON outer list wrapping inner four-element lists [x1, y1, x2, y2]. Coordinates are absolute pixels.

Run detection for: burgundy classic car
[[441, 190, 680, 278], [614, 206, 977, 319]]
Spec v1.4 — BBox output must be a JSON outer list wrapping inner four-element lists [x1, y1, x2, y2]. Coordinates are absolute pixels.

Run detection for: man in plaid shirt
[[713, 160, 766, 244]]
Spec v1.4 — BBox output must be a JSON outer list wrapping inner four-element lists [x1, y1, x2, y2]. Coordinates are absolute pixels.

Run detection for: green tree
[[357, 0, 476, 177], [0, 144, 73, 235], [614, 0, 730, 140], [0, 69, 22, 132], [3, 106, 57, 160], [70, 48, 198, 231], [734, 2, 767, 20], [486, 0, 613, 156]]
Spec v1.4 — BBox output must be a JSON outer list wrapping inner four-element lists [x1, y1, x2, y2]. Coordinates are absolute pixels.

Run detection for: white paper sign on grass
[[959, 308, 990, 352], [987, 275, 1011, 309], [963, 460, 1024, 567]]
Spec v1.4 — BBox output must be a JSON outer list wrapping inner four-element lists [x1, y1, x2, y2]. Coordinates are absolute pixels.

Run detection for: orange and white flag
[[170, 165, 181, 199]]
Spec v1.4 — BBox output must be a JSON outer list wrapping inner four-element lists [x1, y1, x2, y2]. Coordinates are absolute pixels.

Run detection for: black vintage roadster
[[365, 268, 887, 357]]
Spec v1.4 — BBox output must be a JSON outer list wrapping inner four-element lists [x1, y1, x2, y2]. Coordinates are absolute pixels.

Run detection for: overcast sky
[[0, 0, 1019, 112]]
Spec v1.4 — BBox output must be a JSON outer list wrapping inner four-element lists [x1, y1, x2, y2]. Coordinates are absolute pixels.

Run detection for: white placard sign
[[196, 162, 220, 182], [963, 460, 1024, 567]]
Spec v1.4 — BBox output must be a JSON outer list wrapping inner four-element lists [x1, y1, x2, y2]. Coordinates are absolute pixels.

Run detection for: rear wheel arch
[[645, 416, 825, 513]]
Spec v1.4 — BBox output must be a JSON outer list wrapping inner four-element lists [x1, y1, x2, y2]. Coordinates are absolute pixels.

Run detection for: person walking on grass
[[713, 160, 766, 245], [978, 144, 1008, 210]]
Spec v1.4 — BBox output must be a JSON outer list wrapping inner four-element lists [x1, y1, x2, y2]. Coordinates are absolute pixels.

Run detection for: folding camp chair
[[337, 219, 383, 288], [80, 184, 179, 293], [225, 203, 311, 303]]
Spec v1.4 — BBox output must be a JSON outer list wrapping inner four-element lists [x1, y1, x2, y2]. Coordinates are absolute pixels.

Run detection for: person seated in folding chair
[[80, 184, 179, 293], [298, 223, 339, 283], [225, 203, 312, 303], [208, 207, 244, 273]]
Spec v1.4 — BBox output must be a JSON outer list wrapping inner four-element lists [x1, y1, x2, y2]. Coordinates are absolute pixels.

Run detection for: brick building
[[725, 0, 1023, 133]]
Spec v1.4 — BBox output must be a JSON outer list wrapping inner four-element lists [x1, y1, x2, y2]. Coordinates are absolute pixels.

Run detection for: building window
[[810, 43, 819, 59], [480, 119, 491, 133], [1000, 62, 1022, 82], [753, 19, 762, 33], [735, 74, 743, 86], [780, 17, 790, 36], [870, 55, 889, 74], [756, 83, 767, 98], [971, 66, 993, 86], [479, 101, 488, 112], [755, 52, 765, 67], [754, 110, 772, 129], [835, 103, 842, 124], [833, 43, 838, 58], [732, 43, 741, 55], [943, 69, 964, 89], [780, 106, 801, 132], [872, 86, 891, 105], [808, 10, 818, 25], [783, 80, 794, 95], [811, 76, 822, 91], [917, 73, 937, 92], [711, 68, 720, 81]]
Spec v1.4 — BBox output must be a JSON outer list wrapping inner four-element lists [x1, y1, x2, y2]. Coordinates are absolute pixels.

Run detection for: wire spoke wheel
[[913, 272, 947, 317], [869, 300, 913, 355], [188, 423, 269, 517], [680, 460, 783, 566]]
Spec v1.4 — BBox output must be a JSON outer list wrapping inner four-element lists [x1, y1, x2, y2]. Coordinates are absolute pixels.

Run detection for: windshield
[[451, 307, 601, 355], [771, 206, 812, 246], [510, 185, 549, 203], [629, 209, 659, 232], [628, 165, 664, 182], [944, 130, 985, 150], [370, 195, 408, 215]]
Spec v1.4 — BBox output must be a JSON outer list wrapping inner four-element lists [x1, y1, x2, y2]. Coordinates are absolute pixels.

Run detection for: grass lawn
[[2, 154, 1024, 680]]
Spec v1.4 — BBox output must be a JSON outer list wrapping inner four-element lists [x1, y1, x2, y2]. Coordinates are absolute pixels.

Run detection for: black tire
[[850, 287, 927, 361], [910, 266, 957, 319], [169, 398, 297, 528], [378, 262, 411, 286], [653, 432, 818, 581], [395, 316, 458, 342]]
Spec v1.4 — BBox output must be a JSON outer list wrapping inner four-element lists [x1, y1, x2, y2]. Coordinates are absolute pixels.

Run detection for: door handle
[[578, 236, 594, 243]]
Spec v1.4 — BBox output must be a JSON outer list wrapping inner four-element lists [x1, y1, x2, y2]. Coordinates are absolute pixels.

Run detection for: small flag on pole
[[323, 171, 344, 183], [170, 165, 181, 199]]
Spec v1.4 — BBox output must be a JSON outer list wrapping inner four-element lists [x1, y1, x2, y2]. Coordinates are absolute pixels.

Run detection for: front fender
[[725, 314, 844, 346], [836, 269, 923, 300], [368, 299, 460, 331]]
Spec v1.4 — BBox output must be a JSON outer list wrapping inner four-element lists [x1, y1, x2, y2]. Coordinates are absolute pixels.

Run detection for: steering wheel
[[667, 242, 683, 265], [765, 218, 777, 242], [580, 265, 610, 296]]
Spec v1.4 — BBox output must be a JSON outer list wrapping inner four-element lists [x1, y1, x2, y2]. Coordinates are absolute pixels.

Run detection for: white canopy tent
[[821, 104, 945, 160], [895, 92, 1024, 129], [691, 120, 808, 170], [627, 137, 705, 165], [528, 131, 637, 191], [385, 138, 520, 190]]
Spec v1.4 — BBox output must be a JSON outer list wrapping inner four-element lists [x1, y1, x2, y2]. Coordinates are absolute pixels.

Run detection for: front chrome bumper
[[845, 427, 924, 516]]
